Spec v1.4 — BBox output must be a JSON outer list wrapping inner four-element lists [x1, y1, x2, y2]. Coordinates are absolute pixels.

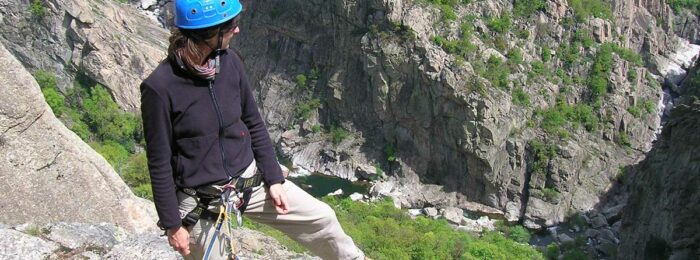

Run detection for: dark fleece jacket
[[140, 50, 284, 230]]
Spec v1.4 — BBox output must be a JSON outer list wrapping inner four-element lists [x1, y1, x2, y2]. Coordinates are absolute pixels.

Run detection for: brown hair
[[168, 27, 219, 68]]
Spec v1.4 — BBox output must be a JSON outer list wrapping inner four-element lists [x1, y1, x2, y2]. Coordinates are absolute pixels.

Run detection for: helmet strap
[[214, 28, 224, 76]]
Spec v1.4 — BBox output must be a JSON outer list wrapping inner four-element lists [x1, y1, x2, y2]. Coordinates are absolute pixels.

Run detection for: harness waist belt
[[181, 173, 263, 198]]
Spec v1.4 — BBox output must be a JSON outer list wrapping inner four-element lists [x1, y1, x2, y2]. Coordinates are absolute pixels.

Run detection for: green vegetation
[[542, 47, 551, 62], [646, 72, 661, 89], [487, 14, 512, 34], [34, 72, 151, 200], [384, 145, 397, 162], [538, 99, 599, 136], [573, 29, 594, 49], [541, 188, 560, 202], [628, 68, 638, 82], [505, 225, 532, 244], [30, 0, 46, 17], [588, 44, 614, 101], [529, 140, 558, 176], [295, 74, 308, 89], [294, 98, 321, 121], [513, 0, 547, 17], [616, 166, 627, 183], [545, 243, 560, 259], [35, 71, 64, 117], [588, 42, 644, 101], [507, 48, 524, 65], [421, 0, 471, 22], [557, 43, 582, 69], [330, 125, 350, 145], [512, 87, 531, 106], [477, 55, 511, 90], [569, 0, 613, 22], [618, 131, 631, 147], [628, 100, 655, 118], [246, 197, 544, 258], [668, 0, 700, 16], [432, 22, 476, 57]]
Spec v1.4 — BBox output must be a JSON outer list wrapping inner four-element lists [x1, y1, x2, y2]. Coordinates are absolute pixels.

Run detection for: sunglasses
[[220, 16, 241, 32]]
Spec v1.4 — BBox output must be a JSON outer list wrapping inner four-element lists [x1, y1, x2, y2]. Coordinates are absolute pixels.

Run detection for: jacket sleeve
[[234, 56, 285, 186], [140, 83, 181, 230]]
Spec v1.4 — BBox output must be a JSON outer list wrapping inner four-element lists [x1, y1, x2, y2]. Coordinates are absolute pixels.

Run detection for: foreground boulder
[[0, 223, 319, 260], [0, 43, 157, 233]]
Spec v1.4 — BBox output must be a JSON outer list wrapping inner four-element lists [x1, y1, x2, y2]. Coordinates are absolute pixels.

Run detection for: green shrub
[[438, 4, 457, 21], [30, 0, 46, 17], [330, 125, 349, 145], [91, 141, 129, 171], [508, 48, 524, 65], [508, 225, 531, 243], [384, 145, 397, 162], [41, 87, 65, 117], [531, 60, 546, 77], [487, 14, 512, 34], [34, 70, 57, 89], [588, 44, 615, 101], [628, 68, 638, 82], [542, 46, 551, 62], [529, 140, 558, 175], [542, 188, 559, 202], [616, 166, 627, 182], [83, 85, 139, 147], [513, 0, 547, 17], [481, 55, 511, 89], [627, 104, 641, 118], [294, 98, 321, 121], [618, 131, 631, 147], [308, 67, 321, 80], [546, 243, 560, 259], [642, 100, 656, 114], [512, 87, 531, 106], [569, 0, 613, 22], [667, 0, 700, 16], [573, 29, 594, 49], [319, 197, 544, 259], [517, 28, 531, 39], [557, 43, 582, 69], [311, 124, 322, 133], [295, 74, 307, 88]]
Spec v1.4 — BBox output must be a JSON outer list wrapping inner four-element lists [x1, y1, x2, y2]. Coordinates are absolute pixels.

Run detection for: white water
[[653, 38, 700, 137]]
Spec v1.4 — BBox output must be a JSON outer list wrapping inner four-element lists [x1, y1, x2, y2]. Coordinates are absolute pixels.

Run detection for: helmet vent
[[221, 1, 226, 6], [191, 8, 197, 14]]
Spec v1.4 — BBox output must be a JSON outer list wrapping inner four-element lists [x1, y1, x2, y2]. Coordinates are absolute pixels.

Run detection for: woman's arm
[[234, 56, 285, 186], [140, 83, 181, 230]]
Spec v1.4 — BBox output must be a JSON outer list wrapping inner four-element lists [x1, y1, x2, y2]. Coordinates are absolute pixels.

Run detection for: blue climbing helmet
[[174, 0, 242, 29]]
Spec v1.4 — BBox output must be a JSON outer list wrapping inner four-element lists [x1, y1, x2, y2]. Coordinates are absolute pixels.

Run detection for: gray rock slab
[[45, 222, 125, 250], [104, 234, 181, 260], [0, 228, 58, 260], [0, 43, 158, 233]]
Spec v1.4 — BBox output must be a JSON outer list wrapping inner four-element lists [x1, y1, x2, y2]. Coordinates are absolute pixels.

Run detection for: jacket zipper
[[208, 80, 234, 178]]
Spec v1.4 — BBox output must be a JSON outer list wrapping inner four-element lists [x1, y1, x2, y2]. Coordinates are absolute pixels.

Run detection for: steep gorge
[[1, 0, 699, 249], [228, 0, 698, 229]]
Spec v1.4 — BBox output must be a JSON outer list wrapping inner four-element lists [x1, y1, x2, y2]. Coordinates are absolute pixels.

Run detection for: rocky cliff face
[[617, 64, 700, 259], [228, 0, 697, 228], [0, 43, 157, 233], [5, 0, 697, 231], [0, 0, 168, 111]]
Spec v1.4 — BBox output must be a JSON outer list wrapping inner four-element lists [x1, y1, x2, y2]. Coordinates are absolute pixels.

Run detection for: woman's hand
[[268, 183, 289, 214], [167, 226, 190, 256]]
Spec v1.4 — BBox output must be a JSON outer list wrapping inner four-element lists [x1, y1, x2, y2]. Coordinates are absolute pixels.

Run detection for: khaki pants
[[177, 176, 365, 260]]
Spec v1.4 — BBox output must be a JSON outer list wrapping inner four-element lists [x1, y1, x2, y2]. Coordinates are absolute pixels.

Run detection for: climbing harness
[[179, 171, 263, 260]]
